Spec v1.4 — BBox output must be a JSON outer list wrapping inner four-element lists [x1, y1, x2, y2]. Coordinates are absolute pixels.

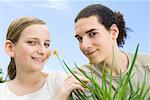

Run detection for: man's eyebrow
[[75, 34, 79, 38], [85, 29, 96, 33], [75, 29, 96, 38]]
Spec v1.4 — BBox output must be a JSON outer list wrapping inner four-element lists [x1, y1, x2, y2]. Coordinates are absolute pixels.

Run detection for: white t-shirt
[[0, 72, 66, 100]]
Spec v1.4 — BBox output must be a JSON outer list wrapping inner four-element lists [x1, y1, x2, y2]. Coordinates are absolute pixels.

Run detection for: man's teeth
[[31, 57, 45, 61]]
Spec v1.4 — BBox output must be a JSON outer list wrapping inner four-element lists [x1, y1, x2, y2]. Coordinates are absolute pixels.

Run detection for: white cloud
[[1, 0, 71, 11], [46, 0, 71, 11]]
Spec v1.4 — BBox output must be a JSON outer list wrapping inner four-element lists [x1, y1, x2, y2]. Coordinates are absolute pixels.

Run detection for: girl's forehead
[[19, 24, 50, 40]]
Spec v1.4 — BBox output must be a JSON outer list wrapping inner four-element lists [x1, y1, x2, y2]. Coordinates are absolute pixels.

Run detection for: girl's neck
[[8, 71, 48, 96], [14, 71, 47, 85]]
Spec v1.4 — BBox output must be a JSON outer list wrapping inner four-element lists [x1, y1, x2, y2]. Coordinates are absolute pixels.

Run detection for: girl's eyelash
[[27, 41, 33, 43], [27, 40, 50, 48], [27, 41, 37, 45], [44, 43, 50, 48], [44, 43, 50, 46], [28, 41, 35, 43]]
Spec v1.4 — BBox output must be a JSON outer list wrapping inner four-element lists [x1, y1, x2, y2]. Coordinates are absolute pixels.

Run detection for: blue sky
[[0, 0, 149, 76]]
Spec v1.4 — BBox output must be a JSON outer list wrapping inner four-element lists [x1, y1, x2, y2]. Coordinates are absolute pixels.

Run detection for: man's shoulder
[[72, 64, 93, 74], [137, 53, 150, 63], [128, 53, 150, 64], [128, 53, 150, 71]]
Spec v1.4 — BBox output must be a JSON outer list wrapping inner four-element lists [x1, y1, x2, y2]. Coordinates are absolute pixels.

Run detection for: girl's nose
[[37, 45, 47, 55]]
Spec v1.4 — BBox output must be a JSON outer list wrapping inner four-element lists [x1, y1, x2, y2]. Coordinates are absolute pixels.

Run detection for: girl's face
[[13, 24, 51, 72]]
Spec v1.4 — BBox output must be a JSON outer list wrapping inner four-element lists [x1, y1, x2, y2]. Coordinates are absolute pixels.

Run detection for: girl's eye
[[44, 43, 50, 48], [27, 41, 37, 45]]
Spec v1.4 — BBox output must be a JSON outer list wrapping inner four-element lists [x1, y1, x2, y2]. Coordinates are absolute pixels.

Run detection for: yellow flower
[[47, 51, 51, 58], [53, 48, 59, 57]]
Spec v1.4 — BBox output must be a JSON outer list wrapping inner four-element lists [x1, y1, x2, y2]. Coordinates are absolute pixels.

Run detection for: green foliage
[[0, 65, 5, 83], [55, 44, 150, 100]]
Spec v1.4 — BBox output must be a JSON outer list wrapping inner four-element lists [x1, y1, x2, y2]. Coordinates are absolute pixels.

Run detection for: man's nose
[[80, 38, 92, 49]]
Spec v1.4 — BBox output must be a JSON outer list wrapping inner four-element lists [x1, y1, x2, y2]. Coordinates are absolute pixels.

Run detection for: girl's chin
[[31, 64, 44, 71]]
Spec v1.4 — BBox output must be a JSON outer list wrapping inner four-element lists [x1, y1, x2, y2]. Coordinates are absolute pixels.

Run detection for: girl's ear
[[109, 24, 119, 40], [5, 40, 15, 57]]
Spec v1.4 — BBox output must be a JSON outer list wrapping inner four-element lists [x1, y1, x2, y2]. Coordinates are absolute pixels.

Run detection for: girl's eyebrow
[[45, 40, 51, 43], [26, 38, 50, 42], [27, 38, 39, 40]]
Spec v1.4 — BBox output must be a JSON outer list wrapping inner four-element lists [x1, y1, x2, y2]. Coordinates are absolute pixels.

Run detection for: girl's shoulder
[[0, 82, 7, 88], [44, 72, 67, 96], [0, 82, 7, 95], [47, 71, 67, 82]]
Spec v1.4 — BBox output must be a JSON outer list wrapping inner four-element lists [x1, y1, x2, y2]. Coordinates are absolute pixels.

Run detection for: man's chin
[[89, 59, 103, 66], [89, 60, 98, 66]]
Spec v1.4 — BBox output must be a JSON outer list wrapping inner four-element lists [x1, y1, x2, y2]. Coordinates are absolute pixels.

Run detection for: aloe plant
[[54, 44, 150, 100]]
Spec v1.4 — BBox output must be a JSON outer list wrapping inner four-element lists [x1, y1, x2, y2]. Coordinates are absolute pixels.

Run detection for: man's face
[[75, 16, 115, 66]]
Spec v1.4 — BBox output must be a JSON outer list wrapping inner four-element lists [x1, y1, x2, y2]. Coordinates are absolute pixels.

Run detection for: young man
[[73, 4, 150, 99]]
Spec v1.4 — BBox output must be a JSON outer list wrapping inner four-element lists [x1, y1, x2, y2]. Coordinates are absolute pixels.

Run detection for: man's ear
[[109, 24, 119, 40], [5, 40, 15, 57]]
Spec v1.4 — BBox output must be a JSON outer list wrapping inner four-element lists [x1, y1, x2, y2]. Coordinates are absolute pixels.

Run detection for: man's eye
[[89, 32, 97, 36], [27, 41, 36, 45], [77, 37, 82, 42]]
